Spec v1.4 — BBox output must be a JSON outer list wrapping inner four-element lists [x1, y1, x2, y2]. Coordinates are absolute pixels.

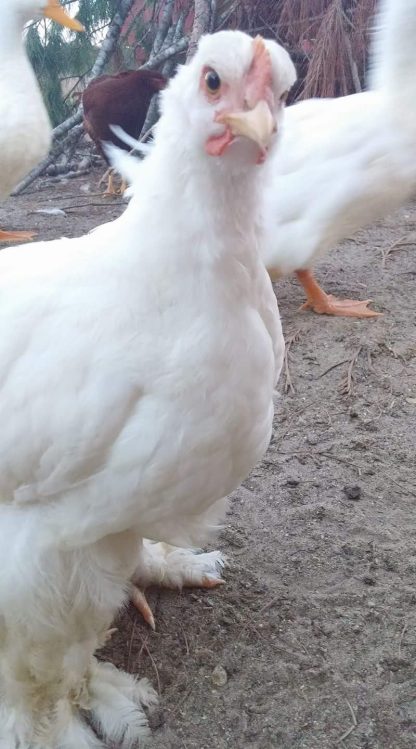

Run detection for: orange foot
[[130, 545, 225, 629], [103, 171, 126, 197], [296, 269, 382, 318], [130, 577, 224, 631], [0, 229, 36, 243]]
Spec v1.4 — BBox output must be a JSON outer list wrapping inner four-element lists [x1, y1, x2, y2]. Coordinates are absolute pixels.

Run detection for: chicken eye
[[280, 91, 289, 103], [205, 70, 221, 94]]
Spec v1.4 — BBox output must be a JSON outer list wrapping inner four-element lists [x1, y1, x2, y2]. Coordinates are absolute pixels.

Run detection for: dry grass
[[227, 0, 377, 100], [122, 0, 377, 102]]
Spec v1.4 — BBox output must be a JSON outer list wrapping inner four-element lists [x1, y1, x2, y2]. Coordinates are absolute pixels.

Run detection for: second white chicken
[[262, 0, 416, 317]]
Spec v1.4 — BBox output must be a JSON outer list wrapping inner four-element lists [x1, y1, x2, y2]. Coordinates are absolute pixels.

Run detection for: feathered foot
[[131, 543, 225, 628], [87, 660, 157, 747], [0, 659, 157, 749], [296, 269, 382, 318], [0, 228, 36, 242]]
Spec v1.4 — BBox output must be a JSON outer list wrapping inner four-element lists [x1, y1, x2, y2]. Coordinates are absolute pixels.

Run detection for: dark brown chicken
[[82, 70, 166, 194]]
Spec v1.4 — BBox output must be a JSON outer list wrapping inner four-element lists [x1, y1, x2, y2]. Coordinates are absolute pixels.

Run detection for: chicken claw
[[0, 229, 36, 242], [103, 171, 119, 197], [296, 269, 382, 318], [130, 585, 156, 631], [131, 545, 226, 629]]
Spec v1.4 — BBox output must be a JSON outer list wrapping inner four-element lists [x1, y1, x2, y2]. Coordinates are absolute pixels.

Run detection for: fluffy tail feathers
[[370, 0, 416, 113]]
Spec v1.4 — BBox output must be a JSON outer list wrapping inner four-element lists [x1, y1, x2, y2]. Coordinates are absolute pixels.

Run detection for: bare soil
[[1, 171, 416, 749]]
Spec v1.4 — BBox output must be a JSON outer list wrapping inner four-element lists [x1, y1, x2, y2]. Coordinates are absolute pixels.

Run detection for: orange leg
[[130, 544, 225, 629], [130, 577, 224, 631], [0, 229, 36, 243], [119, 178, 128, 196], [103, 171, 119, 197], [131, 586, 156, 631], [296, 269, 382, 318]]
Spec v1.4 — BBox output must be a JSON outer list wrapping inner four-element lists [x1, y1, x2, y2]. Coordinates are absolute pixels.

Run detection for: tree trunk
[[187, 0, 213, 60], [88, 0, 136, 81], [139, 12, 188, 140]]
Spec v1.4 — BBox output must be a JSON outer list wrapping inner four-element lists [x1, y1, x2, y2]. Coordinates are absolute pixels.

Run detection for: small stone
[[219, 614, 234, 627], [306, 434, 319, 446], [286, 477, 300, 487], [343, 485, 362, 501], [211, 665, 228, 687]]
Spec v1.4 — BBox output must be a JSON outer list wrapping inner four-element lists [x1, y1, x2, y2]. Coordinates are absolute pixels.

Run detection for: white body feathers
[[0, 30, 290, 746], [0, 7, 51, 199], [261, 0, 416, 275]]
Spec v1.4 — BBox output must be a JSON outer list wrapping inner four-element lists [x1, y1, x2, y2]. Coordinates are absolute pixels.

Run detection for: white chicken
[[262, 0, 416, 317], [0, 0, 83, 242], [0, 31, 295, 747]]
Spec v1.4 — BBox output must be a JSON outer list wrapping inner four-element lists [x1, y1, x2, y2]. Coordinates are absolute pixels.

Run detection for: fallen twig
[[398, 621, 408, 657], [284, 329, 302, 394], [381, 233, 416, 268], [317, 358, 350, 379], [339, 347, 362, 396], [336, 698, 357, 744]]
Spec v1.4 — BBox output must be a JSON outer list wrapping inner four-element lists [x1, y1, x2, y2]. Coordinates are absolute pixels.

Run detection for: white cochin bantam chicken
[[261, 0, 416, 317], [0, 0, 83, 242], [0, 31, 295, 747]]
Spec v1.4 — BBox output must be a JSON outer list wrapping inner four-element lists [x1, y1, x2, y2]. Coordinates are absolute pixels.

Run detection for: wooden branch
[[216, 0, 238, 30], [173, 10, 187, 43], [51, 109, 83, 141], [151, 0, 175, 57], [139, 32, 189, 139], [210, 0, 217, 32], [344, 31, 362, 93], [187, 0, 213, 60], [162, 10, 187, 75], [89, 0, 136, 78], [140, 37, 188, 70]]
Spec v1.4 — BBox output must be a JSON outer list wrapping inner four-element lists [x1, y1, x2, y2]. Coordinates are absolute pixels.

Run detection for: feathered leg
[[130, 540, 225, 629], [0, 525, 156, 748], [296, 269, 382, 318]]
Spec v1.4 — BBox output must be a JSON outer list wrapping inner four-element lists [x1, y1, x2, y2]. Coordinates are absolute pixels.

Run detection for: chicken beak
[[217, 100, 276, 154], [43, 0, 85, 31]]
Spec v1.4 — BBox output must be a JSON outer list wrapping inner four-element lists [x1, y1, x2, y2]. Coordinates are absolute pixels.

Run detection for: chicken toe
[[296, 269, 382, 318], [130, 586, 156, 630], [0, 229, 36, 242], [131, 543, 225, 627]]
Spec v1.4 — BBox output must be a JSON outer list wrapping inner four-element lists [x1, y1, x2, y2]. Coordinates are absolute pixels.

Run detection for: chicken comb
[[246, 35, 273, 107]]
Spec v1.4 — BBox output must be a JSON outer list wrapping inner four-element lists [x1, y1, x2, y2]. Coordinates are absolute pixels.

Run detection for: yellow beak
[[43, 0, 84, 31], [217, 100, 276, 153]]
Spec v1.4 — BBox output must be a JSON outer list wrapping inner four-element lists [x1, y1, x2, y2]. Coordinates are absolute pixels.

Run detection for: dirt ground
[[1, 171, 416, 749]]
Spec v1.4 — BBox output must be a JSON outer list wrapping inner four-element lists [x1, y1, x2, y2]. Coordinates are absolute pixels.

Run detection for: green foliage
[[25, 0, 121, 126]]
